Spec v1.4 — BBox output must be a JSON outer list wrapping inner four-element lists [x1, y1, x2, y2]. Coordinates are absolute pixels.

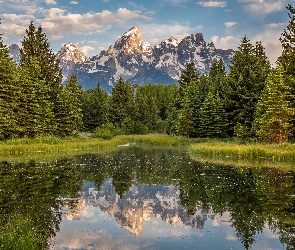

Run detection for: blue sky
[[0, 0, 291, 64]]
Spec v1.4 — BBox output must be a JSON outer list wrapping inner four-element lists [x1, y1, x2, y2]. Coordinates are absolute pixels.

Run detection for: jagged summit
[[56, 43, 88, 63], [114, 25, 152, 56]]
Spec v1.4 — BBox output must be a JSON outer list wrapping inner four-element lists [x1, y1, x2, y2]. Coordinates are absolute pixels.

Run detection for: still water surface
[[0, 146, 294, 249]]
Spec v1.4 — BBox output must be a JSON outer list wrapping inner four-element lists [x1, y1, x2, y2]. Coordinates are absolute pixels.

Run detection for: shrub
[[93, 123, 122, 140]]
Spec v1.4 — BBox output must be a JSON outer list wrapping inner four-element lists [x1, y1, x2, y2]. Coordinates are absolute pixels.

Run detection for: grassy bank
[[1, 135, 295, 169], [0, 134, 191, 157], [189, 141, 295, 168]]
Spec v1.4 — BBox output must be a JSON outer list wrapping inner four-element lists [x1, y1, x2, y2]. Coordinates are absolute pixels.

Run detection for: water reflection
[[0, 146, 294, 249]]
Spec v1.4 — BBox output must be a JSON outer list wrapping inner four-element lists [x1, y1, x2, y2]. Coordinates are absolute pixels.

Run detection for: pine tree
[[110, 78, 134, 127], [177, 63, 199, 109], [17, 57, 54, 138], [278, 4, 295, 136], [20, 21, 63, 134], [199, 92, 228, 138], [56, 74, 83, 137], [134, 83, 159, 132], [226, 36, 271, 137], [0, 32, 19, 139], [253, 65, 295, 143], [82, 83, 110, 132], [279, 4, 295, 78], [20, 21, 63, 92]]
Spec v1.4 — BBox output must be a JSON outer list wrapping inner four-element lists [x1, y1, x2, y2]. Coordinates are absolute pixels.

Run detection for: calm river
[[0, 146, 294, 249]]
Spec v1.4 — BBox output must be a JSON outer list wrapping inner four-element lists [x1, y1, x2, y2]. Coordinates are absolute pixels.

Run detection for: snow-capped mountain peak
[[56, 43, 87, 63]]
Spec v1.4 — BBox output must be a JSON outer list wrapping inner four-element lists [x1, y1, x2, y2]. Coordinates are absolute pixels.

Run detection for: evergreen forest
[[1, 4, 295, 144]]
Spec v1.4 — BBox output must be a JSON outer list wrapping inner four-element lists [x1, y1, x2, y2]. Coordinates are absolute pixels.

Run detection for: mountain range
[[9, 26, 235, 93]]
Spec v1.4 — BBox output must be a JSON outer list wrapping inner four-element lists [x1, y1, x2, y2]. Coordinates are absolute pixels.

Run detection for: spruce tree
[[56, 74, 83, 137], [17, 57, 54, 138], [0, 32, 19, 139], [226, 36, 271, 137], [178, 90, 195, 137], [278, 4, 295, 136], [134, 83, 159, 132], [199, 92, 228, 138], [20, 21, 63, 134], [178, 63, 199, 108], [253, 65, 295, 143], [110, 78, 134, 127], [279, 4, 295, 78], [82, 83, 110, 132]]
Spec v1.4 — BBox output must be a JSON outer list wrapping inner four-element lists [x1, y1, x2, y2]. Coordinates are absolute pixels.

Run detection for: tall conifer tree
[[17, 57, 54, 138], [253, 65, 294, 143], [82, 83, 110, 132], [278, 4, 295, 136], [56, 74, 83, 137], [110, 78, 134, 127], [134, 83, 159, 132], [226, 36, 271, 136], [0, 27, 19, 139], [20, 21, 63, 134]]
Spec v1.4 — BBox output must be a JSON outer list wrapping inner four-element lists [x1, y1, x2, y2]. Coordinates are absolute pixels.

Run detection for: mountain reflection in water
[[0, 146, 294, 250]]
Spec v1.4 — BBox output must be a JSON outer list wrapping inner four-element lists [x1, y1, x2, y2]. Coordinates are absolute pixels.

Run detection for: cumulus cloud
[[165, 0, 187, 5], [252, 28, 282, 65], [80, 45, 95, 56], [45, 0, 57, 4], [211, 35, 240, 50], [241, 0, 288, 16], [238, 0, 263, 2], [70, 1, 78, 4], [266, 22, 286, 29], [224, 21, 238, 27], [197, 1, 227, 8], [1, 7, 153, 40], [140, 23, 195, 45]]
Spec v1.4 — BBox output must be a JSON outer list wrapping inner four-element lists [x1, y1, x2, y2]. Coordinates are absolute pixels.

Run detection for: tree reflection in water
[[0, 146, 294, 249]]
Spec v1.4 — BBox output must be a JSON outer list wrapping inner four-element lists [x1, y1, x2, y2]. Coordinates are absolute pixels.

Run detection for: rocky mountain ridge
[[61, 180, 216, 236], [9, 26, 235, 93]]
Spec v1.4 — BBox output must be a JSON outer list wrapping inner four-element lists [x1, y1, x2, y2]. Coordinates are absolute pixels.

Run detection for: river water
[[0, 146, 294, 249]]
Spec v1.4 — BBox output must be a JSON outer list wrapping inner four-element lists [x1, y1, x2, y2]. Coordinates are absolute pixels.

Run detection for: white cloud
[[140, 23, 194, 45], [80, 45, 95, 56], [211, 35, 240, 50], [165, 0, 187, 5], [45, 0, 57, 4], [197, 1, 227, 8], [266, 22, 286, 29], [9, 0, 29, 2], [69, 1, 78, 4], [238, 0, 263, 2], [1, 7, 153, 40], [224, 21, 238, 27], [252, 28, 282, 65], [242, 0, 288, 16]]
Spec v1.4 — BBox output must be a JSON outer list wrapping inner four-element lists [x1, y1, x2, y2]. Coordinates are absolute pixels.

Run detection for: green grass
[[0, 134, 191, 160], [0, 216, 47, 250], [1, 135, 295, 169], [189, 140, 295, 169]]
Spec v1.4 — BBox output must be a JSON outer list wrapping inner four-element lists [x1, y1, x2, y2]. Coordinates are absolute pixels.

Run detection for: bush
[[121, 117, 134, 135], [133, 121, 148, 135], [93, 123, 122, 140]]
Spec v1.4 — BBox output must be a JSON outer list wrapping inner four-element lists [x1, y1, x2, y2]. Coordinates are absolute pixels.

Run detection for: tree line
[[0, 4, 295, 143]]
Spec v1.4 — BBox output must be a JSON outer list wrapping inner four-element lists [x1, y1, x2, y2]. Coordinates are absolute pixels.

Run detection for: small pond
[[0, 146, 294, 249]]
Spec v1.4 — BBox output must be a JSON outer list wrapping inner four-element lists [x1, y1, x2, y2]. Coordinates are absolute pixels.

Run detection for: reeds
[[189, 141, 295, 164], [0, 134, 190, 159]]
